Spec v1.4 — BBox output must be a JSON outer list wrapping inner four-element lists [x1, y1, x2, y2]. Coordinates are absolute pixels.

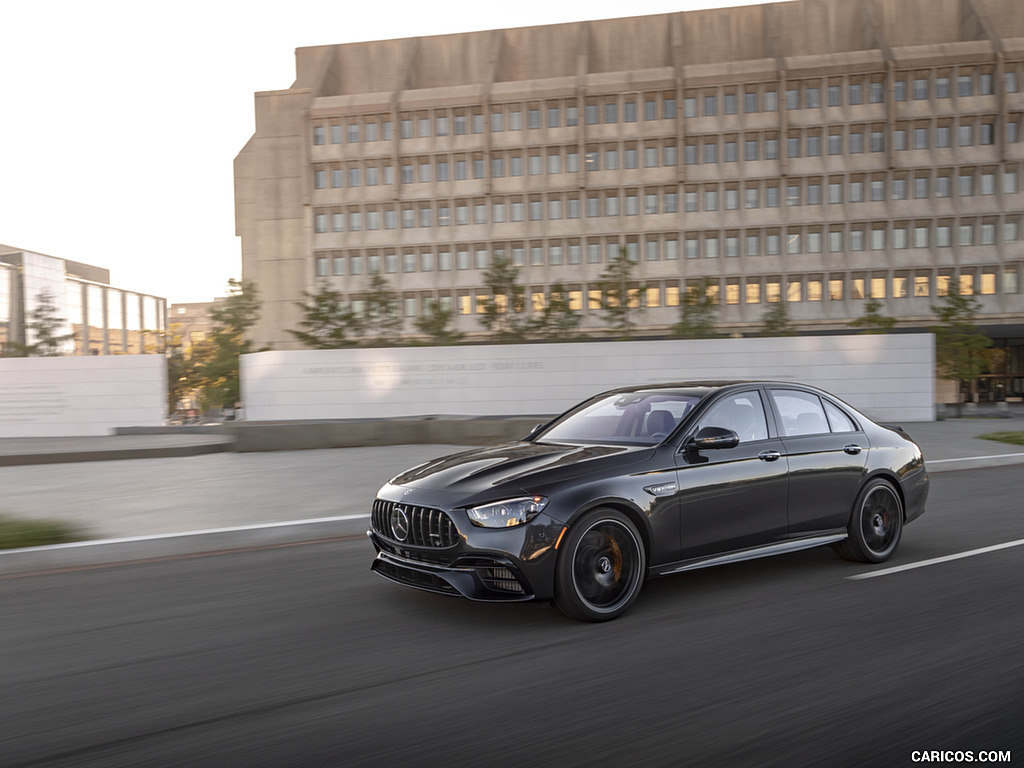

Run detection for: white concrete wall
[[0, 356, 167, 437], [242, 335, 936, 423]]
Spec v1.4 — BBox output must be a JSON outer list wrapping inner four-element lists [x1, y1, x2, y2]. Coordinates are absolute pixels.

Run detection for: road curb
[[0, 515, 371, 576], [0, 441, 233, 467]]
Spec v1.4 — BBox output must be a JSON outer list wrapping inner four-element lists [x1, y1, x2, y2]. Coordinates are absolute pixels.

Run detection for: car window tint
[[541, 393, 700, 444], [823, 400, 858, 433], [695, 392, 769, 443], [771, 390, 829, 436]]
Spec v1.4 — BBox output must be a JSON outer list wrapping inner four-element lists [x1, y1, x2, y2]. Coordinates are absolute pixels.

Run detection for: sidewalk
[[1, 417, 1021, 575]]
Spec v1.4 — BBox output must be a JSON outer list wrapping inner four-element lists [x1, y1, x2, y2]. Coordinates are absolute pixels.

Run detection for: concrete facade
[[240, 334, 936, 423], [234, 0, 1024, 393]]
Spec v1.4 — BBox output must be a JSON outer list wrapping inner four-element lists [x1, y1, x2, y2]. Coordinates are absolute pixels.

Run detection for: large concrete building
[[0, 245, 166, 357], [234, 0, 1024, 393]]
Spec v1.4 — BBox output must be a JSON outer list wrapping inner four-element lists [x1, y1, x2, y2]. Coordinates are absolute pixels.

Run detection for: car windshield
[[537, 392, 702, 445]]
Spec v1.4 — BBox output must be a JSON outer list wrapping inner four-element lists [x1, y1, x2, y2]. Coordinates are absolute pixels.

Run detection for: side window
[[823, 400, 858, 433], [695, 391, 769, 443], [771, 389, 829, 436]]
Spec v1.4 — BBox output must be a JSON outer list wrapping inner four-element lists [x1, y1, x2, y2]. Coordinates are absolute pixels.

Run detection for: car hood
[[390, 441, 651, 495]]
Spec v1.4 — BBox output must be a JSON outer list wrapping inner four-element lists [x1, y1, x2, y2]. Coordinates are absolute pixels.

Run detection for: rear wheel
[[835, 478, 903, 563], [554, 508, 645, 622]]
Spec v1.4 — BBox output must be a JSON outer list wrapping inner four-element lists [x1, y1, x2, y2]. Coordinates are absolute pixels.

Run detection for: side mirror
[[685, 426, 740, 452]]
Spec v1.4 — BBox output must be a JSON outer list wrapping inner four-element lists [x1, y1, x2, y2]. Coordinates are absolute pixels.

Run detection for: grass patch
[[0, 516, 86, 549], [978, 431, 1024, 447]]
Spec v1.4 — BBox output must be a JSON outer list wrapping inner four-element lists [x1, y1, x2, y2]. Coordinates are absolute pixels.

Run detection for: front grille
[[372, 499, 460, 547]]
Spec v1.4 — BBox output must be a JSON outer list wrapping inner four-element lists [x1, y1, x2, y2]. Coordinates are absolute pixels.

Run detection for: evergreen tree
[[287, 280, 360, 349], [529, 283, 582, 340], [760, 300, 796, 337], [414, 300, 463, 345], [597, 249, 643, 339], [671, 279, 719, 339], [478, 254, 529, 342], [931, 281, 992, 415], [848, 297, 897, 334], [2, 289, 74, 356], [359, 273, 403, 345]]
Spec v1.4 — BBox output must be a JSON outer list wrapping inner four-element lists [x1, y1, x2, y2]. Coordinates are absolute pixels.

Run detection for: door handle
[[758, 450, 782, 462], [843, 444, 863, 455]]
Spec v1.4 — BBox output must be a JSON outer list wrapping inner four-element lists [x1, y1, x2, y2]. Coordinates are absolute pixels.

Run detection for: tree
[[191, 278, 262, 409], [358, 273, 403, 345], [414, 299, 463, 345], [529, 283, 582, 340], [478, 254, 529, 342], [165, 342, 203, 414], [2, 289, 74, 356], [597, 249, 644, 339], [287, 281, 360, 349], [848, 297, 897, 334], [760, 300, 796, 337], [671, 279, 719, 339], [931, 281, 992, 416]]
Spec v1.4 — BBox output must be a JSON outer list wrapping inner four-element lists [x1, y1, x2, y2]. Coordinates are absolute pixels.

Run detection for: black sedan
[[368, 382, 928, 621]]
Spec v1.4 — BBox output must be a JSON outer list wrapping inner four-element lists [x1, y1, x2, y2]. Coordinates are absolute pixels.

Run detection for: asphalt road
[[3, 466, 1022, 768]]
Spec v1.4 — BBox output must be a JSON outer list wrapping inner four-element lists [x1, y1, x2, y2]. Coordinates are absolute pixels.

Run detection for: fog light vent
[[480, 567, 525, 594]]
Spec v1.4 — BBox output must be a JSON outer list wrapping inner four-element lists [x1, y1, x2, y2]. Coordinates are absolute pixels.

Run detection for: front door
[[674, 389, 790, 560]]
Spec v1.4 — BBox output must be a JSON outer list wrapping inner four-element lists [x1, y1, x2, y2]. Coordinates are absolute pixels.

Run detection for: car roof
[[600, 381, 760, 396]]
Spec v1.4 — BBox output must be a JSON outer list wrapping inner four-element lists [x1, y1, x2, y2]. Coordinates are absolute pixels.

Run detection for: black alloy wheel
[[835, 478, 904, 563], [554, 508, 646, 622]]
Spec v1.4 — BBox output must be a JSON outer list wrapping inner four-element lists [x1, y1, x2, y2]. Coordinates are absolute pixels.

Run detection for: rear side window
[[823, 400, 858, 433], [770, 389, 829, 436]]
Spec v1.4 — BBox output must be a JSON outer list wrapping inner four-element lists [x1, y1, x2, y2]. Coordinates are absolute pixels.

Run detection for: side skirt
[[650, 533, 848, 578]]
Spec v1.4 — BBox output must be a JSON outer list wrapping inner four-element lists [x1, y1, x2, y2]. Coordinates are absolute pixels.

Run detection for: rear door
[[767, 388, 867, 536]]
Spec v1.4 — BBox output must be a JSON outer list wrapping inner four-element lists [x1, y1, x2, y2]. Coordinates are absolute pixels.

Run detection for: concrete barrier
[[223, 417, 544, 452]]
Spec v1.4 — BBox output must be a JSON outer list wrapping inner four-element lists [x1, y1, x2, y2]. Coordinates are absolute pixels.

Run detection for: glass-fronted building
[[0, 246, 166, 356]]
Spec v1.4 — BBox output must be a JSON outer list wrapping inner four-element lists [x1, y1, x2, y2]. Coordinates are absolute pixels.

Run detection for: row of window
[[684, 69, 1021, 117], [310, 64, 1024, 146], [311, 139, 681, 189], [313, 166, 1022, 233], [322, 265, 1022, 321], [313, 93, 680, 145], [311, 116, 1024, 191], [313, 215, 1021, 280], [681, 117, 1021, 166]]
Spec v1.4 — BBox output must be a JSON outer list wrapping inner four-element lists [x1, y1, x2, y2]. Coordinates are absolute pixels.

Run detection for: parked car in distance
[[368, 382, 928, 621]]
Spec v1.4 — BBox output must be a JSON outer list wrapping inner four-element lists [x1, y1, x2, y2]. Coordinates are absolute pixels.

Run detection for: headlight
[[466, 496, 549, 528]]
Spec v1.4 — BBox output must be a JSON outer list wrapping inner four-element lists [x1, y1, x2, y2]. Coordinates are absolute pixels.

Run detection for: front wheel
[[835, 478, 903, 563], [554, 508, 646, 622]]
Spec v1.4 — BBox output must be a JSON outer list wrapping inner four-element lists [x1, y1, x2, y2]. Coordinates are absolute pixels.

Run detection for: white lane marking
[[0, 514, 372, 554], [847, 538, 1024, 580], [929, 452, 1024, 464]]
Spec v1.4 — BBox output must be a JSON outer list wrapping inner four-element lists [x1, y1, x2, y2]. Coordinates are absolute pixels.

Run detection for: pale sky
[[1, 0, 764, 305]]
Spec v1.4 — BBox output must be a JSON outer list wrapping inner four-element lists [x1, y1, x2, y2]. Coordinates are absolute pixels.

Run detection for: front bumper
[[369, 531, 536, 602], [367, 494, 564, 602]]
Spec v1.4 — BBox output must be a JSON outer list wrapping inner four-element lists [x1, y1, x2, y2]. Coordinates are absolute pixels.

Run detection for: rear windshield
[[537, 392, 702, 445]]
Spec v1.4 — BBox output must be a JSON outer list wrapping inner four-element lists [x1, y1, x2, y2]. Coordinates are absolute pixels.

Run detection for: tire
[[835, 478, 903, 563], [554, 508, 646, 622]]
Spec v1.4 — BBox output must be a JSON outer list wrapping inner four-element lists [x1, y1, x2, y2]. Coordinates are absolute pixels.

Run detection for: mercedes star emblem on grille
[[390, 505, 410, 542]]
